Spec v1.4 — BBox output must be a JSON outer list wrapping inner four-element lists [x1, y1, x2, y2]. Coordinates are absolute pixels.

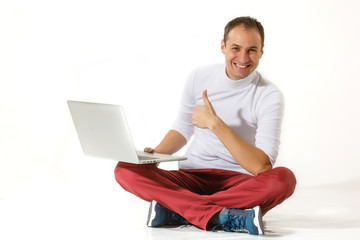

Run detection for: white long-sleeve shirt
[[172, 64, 284, 175]]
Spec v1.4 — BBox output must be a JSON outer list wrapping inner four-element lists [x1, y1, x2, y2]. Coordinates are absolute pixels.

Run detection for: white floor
[[1, 160, 359, 240]]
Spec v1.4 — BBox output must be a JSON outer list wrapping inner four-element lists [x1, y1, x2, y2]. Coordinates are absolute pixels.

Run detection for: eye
[[232, 47, 240, 51]]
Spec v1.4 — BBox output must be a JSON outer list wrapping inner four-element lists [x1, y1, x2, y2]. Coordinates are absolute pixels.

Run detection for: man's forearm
[[210, 117, 272, 175], [154, 130, 187, 155]]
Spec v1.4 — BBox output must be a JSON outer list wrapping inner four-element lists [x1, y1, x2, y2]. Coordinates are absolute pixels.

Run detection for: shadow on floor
[[264, 178, 360, 237]]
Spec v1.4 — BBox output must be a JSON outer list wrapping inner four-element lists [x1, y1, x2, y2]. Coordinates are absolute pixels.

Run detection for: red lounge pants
[[114, 162, 296, 230]]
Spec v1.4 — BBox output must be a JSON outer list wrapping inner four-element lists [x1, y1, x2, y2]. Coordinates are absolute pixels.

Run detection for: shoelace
[[212, 210, 248, 232], [224, 211, 248, 232]]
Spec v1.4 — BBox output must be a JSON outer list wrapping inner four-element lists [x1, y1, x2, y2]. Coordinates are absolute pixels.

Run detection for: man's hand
[[192, 90, 218, 129], [144, 147, 155, 153], [143, 147, 159, 167]]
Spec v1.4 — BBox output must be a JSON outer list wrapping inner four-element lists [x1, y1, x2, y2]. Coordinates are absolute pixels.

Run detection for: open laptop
[[67, 100, 187, 164]]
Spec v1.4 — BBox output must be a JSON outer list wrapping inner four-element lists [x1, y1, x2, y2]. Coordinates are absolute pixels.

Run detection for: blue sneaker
[[216, 206, 264, 235], [147, 200, 189, 227]]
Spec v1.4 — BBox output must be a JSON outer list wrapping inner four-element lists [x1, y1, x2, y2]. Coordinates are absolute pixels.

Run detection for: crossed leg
[[114, 162, 296, 230]]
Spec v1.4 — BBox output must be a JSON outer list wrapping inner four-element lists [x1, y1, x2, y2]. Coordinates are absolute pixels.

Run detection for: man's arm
[[210, 118, 272, 175], [192, 90, 272, 176], [144, 130, 187, 155]]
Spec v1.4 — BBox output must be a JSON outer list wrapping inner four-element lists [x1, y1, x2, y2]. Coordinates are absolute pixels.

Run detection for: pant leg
[[114, 162, 223, 230], [203, 167, 297, 215]]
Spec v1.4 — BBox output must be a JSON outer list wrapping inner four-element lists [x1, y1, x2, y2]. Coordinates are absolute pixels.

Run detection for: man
[[115, 16, 296, 235]]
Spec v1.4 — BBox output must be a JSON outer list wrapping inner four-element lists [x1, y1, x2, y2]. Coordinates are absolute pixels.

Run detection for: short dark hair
[[223, 16, 265, 48]]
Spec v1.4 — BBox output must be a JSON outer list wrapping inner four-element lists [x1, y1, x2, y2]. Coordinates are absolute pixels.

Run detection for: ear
[[259, 46, 264, 59], [221, 39, 226, 55]]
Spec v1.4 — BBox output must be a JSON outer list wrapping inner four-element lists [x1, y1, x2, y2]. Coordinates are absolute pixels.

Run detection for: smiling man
[[114, 16, 296, 235]]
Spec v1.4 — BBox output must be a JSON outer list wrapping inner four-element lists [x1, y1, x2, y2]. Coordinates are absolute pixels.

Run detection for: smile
[[235, 63, 250, 69]]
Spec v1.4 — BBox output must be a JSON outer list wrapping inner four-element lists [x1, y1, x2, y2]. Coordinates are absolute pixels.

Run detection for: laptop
[[67, 100, 187, 164]]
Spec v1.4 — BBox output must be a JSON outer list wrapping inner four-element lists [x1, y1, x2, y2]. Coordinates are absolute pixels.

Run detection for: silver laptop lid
[[67, 101, 139, 163]]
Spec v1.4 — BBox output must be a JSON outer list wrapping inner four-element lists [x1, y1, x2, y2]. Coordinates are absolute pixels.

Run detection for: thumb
[[202, 90, 214, 109], [202, 90, 210, 105]]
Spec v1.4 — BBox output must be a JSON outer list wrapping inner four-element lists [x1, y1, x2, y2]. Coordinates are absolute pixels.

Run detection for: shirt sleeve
[[255, 89, 285, 165], [171, 70, 196, 142]]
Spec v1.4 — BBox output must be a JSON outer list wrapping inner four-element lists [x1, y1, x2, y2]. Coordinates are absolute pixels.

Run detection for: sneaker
[[216, 206, 264, 235], [147, 200, 189, 227]]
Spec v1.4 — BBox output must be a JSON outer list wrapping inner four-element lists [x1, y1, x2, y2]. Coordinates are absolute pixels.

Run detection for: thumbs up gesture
[[192, 90, 218, 129]]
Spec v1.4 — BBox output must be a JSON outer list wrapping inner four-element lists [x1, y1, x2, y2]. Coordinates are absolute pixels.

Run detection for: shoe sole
[[253, 206, 264, 235], [147, 200, 157, 227]]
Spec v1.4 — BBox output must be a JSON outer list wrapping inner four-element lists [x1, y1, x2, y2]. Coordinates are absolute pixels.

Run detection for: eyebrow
[[231, 44, 259, 49]]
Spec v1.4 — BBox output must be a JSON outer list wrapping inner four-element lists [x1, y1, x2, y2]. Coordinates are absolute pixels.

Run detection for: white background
[[1, 0, 360, 203]]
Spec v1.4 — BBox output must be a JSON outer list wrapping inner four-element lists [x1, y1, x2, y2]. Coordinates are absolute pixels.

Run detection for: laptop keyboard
[[137, 155, 159, 160]]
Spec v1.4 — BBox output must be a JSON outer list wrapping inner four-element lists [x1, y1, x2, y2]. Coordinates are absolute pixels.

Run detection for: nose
[[237, 50, 250, 63]]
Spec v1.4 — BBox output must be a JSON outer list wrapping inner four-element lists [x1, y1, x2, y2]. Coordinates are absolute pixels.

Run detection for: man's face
[[221, 25, 263, 80]]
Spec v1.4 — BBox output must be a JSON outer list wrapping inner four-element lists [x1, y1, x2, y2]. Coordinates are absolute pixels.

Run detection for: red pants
[[114, 162, 296, 230]]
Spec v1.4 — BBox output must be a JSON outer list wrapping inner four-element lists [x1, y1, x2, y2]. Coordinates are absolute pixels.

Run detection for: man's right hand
[[143, 147, 159, 167], [144, 147, 155, 153]]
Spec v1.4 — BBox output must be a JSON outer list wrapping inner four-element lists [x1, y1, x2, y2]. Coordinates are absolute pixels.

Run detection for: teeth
[[235, 63, 248, 69]]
